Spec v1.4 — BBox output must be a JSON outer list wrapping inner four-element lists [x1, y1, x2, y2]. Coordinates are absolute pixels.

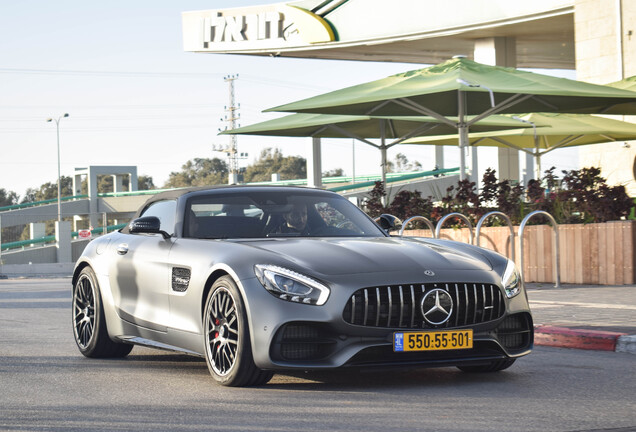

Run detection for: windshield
[[184, 190, 385, 239]]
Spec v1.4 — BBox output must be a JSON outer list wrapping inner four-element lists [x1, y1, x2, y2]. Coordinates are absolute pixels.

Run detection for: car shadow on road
[[105, 347, 528, 390], [267, 366, 525, 391], [2, 352, 528, 393]]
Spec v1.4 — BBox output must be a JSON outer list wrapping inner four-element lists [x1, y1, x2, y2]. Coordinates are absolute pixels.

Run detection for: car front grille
[[342, 283, 505, 329]]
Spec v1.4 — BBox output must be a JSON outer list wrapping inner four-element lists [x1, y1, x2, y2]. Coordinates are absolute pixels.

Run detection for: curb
[[616, 335, 636, 354], [534, 325, 635, 353]]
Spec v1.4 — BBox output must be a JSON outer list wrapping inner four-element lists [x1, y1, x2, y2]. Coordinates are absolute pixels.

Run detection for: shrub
[[364, 167, 635, 225]]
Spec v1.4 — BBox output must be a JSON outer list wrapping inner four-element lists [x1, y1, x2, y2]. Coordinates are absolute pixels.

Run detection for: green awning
[[403, 113, 636, 150], [220, 113, 533, 140], [403, 113, 636, 178], [266, 58, 636, 117], [607, 75, 636, 92]]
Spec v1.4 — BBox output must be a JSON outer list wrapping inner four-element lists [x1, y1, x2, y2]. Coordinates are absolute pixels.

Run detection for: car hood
[[236, 237, 493, 276]]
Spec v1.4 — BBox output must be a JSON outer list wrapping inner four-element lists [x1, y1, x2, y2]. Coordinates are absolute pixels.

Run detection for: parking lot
[[1, 278, 635, 432]]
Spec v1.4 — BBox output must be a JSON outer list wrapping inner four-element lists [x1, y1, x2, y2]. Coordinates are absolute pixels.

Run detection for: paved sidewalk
[[526, 283, 636, 353]]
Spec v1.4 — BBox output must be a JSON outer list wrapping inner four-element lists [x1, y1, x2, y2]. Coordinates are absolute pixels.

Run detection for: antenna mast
[[224, 74, 240, 184]]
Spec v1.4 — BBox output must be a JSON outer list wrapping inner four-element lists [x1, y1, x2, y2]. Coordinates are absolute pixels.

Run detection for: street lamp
[[46, 113, 69, 222]]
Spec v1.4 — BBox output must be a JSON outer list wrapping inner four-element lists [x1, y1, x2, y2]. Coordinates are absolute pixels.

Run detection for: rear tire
[[457, 359, 516, 373], [72, 267, 133, 358], [203, 276, 273, 387]]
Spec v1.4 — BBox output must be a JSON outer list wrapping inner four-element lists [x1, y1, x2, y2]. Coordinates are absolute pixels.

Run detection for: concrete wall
[[0, 262, 74, 278], [1, 245, 57, 264], [1, 239, 90, 265], [0, 200, 90, 228], [342, 175, 460, 202]]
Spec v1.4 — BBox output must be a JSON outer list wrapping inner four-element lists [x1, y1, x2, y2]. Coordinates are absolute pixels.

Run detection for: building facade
[[183, 0, 636, 194]]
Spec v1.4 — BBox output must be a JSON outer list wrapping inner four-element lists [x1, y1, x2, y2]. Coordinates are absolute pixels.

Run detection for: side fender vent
[[172, 267, 191, 292]]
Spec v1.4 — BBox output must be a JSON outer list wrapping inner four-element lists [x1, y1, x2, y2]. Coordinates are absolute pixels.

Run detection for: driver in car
[[278, 203, 308, 234]]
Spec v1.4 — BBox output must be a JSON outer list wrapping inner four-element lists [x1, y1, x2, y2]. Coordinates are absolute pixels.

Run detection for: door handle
[[116, 243, 129, 255]]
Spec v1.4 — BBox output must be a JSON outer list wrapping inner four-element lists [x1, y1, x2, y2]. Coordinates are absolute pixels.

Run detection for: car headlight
[[254, 264, 330, 306], [502, 259, 521, 298]]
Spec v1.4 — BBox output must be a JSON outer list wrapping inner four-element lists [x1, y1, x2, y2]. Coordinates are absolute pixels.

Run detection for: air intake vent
[[271, 323, 337, 361], [495, 312, 533, 351], [171, 267, 191, 292], [342, 283, 505, 329]]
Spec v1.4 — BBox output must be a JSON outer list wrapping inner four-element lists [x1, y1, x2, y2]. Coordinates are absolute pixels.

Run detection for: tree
[[0, 188, 18, 207], [243, 148, 306, 182], [364, 181, 388, 218], [138, 175, 155, 190], [95, 174, 154, 192], [386, 153, 422, 173], [164, 158, 229, 188], [21, 177, 73, 203], [323, 168, 345, 177]]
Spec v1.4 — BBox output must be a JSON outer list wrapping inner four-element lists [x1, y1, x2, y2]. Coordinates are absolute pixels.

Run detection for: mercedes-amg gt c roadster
[[72, 186, 533, 386]]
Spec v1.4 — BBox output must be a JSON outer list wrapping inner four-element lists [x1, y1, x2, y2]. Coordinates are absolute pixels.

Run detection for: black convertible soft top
[[132, 185, 336, 219]]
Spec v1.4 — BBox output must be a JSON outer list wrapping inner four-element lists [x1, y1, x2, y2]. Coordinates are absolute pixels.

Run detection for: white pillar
[[55, 221, 72, 263], [30, 223, 45, 247], [73, 173, 83, 196], [435, 146, 444, 170], [72, 215, 84, 232], [474, 37, 528, 183], [87, 167, 99, 230], [113, 175, 125, 193], [499, 148, 520, 181], [522, 152, 535, 185], [307, 137, 322, 188], [129, 167, 138, 191], [470, 146, 479, 187], [30, 223, 46, 240]]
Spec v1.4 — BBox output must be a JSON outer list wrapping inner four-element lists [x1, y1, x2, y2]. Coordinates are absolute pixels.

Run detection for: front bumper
[[268, 312, 532, 369], [240, 274, 533, 371]]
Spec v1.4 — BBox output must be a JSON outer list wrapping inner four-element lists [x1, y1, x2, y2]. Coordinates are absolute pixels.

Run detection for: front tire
[[203, 276, 273, 387], [72, 267, 133, 358], [457, 358, 516, 373]]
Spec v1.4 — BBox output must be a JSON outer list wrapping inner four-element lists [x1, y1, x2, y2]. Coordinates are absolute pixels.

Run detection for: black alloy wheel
[[73, 272, 96, 350], [72, 267, 132, 358], [203, 276, 273, 387], [207, 286, 239, 376]]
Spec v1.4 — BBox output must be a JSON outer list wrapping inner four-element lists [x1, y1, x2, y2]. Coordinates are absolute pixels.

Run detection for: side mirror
[[129, 216, 171, 239], [375, 214, 402, 233]]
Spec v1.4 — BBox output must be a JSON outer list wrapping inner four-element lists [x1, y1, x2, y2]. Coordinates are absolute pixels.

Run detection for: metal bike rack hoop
[[434, 212, 474, 245], [518, 210, 560, 288], [475, 211, 515, 262], [399, 215, 436, 238]]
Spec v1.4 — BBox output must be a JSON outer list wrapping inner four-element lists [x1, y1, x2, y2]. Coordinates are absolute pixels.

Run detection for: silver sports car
[[72, 186, 533, 386]]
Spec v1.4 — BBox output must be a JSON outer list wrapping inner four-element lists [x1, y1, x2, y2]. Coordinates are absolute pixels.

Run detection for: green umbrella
[[607, 75, 636, 91], [221, 113, 532, 185], [402, 113, 636, 178], [266, 57, 636, 179], [604, 76, 636, 114]]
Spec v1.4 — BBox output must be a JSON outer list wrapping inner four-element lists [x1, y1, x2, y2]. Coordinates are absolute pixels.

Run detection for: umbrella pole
[[458, 90, 468, 181], [380, 120, 387, 206], [534, 136, 542, 179]]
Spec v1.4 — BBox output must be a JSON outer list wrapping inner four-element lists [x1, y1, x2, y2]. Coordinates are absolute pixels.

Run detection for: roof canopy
[[267, 58, 636, 117]]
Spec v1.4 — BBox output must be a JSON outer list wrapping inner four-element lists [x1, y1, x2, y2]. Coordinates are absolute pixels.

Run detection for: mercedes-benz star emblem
[[420, 288, 453, 325]]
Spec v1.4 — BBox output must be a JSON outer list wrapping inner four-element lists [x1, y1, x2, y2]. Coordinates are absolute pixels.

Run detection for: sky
[[0, 1, 580, 198]]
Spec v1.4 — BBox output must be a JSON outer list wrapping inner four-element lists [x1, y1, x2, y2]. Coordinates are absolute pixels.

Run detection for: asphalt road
[[1, 278, 635, 432]]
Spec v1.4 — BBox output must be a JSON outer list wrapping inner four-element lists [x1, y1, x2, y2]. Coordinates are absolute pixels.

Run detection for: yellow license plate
[[394, 330, 473, 352]]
